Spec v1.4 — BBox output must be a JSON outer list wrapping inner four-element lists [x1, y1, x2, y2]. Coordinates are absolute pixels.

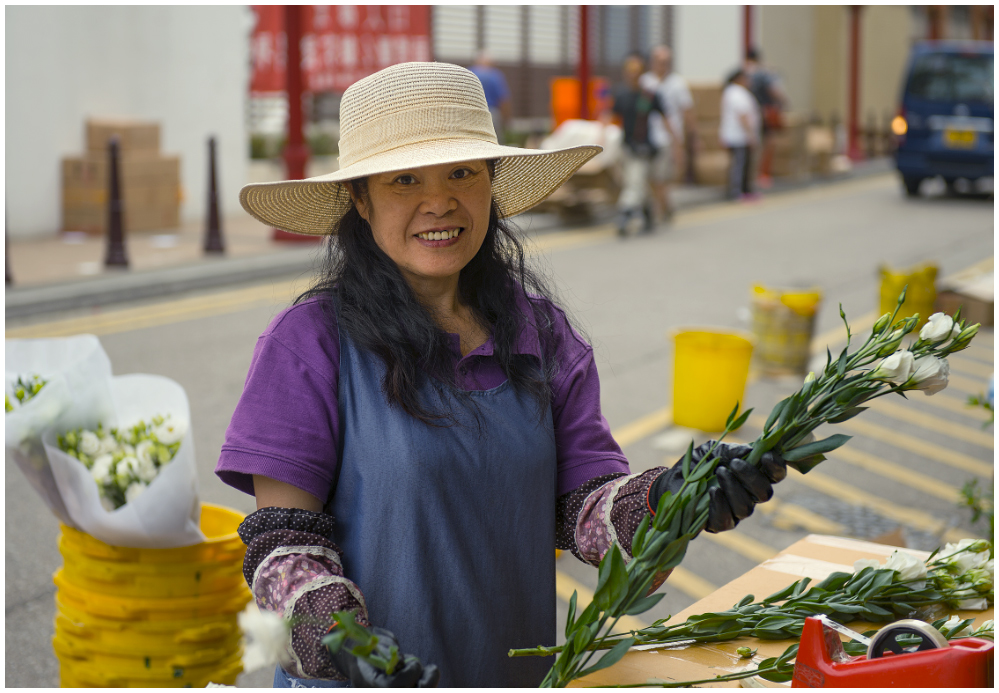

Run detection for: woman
[[217, 62, 786, 688]]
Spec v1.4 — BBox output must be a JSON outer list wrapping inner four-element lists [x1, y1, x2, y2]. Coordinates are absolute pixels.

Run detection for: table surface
[[572, 534, 993, 688]]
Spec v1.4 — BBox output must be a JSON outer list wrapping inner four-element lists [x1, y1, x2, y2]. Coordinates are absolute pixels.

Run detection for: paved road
[[6, 173, 993, 686]]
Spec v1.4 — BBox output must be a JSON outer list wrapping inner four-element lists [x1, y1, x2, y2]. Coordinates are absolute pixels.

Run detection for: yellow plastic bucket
[[750, 285, 822, 376], [53, 503, 251, 687], [879, 263, 938, 329], [672, 329, 754, 432]]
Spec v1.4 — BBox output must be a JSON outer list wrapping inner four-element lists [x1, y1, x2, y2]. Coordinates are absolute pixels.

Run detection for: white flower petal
[[853, 558, 882, 573], [238, 605, 289, 673]]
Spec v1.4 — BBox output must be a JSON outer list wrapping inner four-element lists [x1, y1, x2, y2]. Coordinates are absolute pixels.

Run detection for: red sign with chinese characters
[[250, 5, 433, 94]]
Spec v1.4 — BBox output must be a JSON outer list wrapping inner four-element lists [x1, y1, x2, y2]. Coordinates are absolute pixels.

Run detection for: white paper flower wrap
[[42, 374, 204, 548]]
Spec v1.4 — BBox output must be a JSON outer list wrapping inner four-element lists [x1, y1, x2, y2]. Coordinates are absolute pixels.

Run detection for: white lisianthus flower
[[957, 597, 989, 611], [871, 350, 915, 384], [153, 417, 187, 445], [853, 558, 881, 572], [908, 356, 950, 396], [79, 430, 102, 457], [90, 454, 114, 484], [125, 481, 147, 504], [972, 619, 994, 638], [121, 443, 136, 456], [238, 604, 289, 673], [919, 312, 960, 342], [136, 439, 157, 466], [937, 539, 991, 575], [115, 455, 140, 487], [942, 614, 964, 633], [135, 455, 158, 484], [884, 550, 927, 588], [98, 434, 118, 455]]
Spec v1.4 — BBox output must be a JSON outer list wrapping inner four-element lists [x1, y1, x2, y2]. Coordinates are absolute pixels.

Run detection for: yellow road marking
[[946, 372, 991, 395], [612, 407, 673, 449], [727, 435, 976, 544], [810, 312, 879, 356], [961, 343, 994, 363], [918, 391, 993, 422], [834, 417, 992, 476], [665, 566, 717, 601], [555, 571, 648, 633], [745, 414, 970, 503], [6, 279, 302, 339], [948, 354, 994, 379], [756, 499, 848, 535], [784, 468, 971, 543], [830, 446, 963, 504], [702, 530, 777, 565], [868, 398, 994, 448]]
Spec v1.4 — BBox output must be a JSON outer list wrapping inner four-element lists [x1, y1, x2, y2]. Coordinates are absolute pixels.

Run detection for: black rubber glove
[[648, 442, 787, 534], [331, 626, 440, 688]]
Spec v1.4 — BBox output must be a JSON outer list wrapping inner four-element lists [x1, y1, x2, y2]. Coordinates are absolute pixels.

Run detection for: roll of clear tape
[[866, 619, 949, 659]]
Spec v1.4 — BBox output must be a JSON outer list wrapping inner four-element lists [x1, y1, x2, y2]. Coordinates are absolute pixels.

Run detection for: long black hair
[[296, 174, 567, 426]]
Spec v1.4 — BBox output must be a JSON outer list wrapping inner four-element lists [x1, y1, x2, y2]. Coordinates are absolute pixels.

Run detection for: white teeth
[[418, 229, 461, 241]]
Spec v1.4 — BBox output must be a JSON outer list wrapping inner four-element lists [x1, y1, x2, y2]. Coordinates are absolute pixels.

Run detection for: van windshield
[[907, 52, 993, 103]]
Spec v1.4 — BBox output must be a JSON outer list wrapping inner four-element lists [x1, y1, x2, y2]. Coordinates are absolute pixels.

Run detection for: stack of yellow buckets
[[52, 504, 252, 687]]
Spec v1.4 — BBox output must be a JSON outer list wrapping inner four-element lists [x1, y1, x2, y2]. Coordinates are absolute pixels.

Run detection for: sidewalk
[[5, 157, 894, 319]]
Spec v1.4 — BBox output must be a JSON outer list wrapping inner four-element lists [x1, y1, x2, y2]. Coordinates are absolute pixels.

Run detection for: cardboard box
[[61, 153, 180, 234], [936, 267, 994, 327], [689, 82, 723, 122], [85, 119, 161, 155], [696, 120, 722, 152], [694, 150, 729, 186]]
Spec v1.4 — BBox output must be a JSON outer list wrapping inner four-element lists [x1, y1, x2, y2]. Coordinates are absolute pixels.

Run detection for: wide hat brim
[[239, 141, 601, 236]]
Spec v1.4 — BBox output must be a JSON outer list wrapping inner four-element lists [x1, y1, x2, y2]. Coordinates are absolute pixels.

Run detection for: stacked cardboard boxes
[[62, 119, 181, 234]]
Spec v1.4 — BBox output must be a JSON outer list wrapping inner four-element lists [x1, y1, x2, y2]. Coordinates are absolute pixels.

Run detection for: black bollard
[[104, 137, 129, 268], [204, 136, 224, 254], [5, 214, 12, 285]]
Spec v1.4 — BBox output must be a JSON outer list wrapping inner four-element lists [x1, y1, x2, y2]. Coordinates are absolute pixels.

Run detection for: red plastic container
[[792, 616, 993, 688]]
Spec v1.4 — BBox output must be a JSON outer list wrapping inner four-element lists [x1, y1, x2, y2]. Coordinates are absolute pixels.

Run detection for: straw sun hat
[[240, 61, 601, 236]]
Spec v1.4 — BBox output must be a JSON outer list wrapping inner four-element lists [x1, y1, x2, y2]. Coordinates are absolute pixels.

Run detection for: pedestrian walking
[[719, 68, 761, 201], [744, 48, 786, 189], [639, 45, 695, 224], [607, 53, 678, 236], [219, 61, 787, 688], [469, 50, 512, 145]]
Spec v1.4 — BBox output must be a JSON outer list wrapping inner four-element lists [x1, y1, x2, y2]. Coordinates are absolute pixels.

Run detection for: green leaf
[[791, 577, 812, 597], [813, 572, 851, 591], [681, 441, 694, 478], [762, 581, 799, 604], [764, 399, 788, 433], [725, 401, 742, 428], [624, 592, 665, 616], [786, 453, 826, 475], [827, 406, 868, 424], [782, 434, 852, 462], [565, 591, 578, 638], [632, 515, 650, 556], [572, 623, 592, 653], [862, 603, 893, 618], [577, 637, 635, 678], [729, 407, 753, 431], [322, 630, 348, 653], [736, 594, 756, 608]]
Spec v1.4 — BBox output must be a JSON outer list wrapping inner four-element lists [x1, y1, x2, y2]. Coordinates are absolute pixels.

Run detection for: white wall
[[5, 6, 253, 239], [673, 5, 742, 83], [760, 6, 815, 114]]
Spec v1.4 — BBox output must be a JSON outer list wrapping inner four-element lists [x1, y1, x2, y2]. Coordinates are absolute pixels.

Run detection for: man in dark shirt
[[606, 53, 678, 236]]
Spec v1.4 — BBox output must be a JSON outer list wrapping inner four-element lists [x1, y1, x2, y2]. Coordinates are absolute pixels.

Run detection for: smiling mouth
[[416, 228, 463, 241]]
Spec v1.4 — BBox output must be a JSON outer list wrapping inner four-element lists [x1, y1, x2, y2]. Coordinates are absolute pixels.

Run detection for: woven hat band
[[337, 104, 497, 169]]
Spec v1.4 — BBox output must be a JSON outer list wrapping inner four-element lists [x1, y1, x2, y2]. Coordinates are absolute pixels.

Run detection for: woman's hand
[[648, 442, 787, 533]]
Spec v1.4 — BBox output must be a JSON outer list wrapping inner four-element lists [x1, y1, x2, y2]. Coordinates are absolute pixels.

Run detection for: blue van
[[893, 41, 993, 196]]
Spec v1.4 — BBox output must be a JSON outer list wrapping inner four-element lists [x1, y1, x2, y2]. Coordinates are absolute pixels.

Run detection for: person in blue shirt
[[469, 50, 512, 144]]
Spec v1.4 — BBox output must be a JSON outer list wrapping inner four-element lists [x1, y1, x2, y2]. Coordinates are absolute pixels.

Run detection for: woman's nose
[[419, 182, 457, 216]]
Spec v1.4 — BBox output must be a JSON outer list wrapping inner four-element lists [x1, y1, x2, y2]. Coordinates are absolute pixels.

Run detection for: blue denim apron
[[276, 324, 557, 687]]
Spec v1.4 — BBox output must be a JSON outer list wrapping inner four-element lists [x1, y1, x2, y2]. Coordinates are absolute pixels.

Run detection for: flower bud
[[736, 647, 756, 659], [871, 350, 915, 384], [932, 572, 958, 590], [804, 371, 816, 384], [876, 330, 905, 357], [872, 313, 892, 334]]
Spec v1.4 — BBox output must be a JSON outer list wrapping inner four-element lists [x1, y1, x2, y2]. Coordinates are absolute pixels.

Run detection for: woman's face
[[353, 160, 493, 290]]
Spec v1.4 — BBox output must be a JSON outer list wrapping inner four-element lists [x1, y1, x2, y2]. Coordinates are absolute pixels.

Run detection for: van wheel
[[903, 176, 922, 197]]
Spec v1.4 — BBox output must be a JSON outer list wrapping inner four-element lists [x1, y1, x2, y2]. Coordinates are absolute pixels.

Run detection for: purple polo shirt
[[215, 296, 630, 501]]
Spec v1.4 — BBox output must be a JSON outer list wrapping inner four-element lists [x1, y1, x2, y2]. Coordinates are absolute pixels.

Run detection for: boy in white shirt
[[719, 69, 761, 200], [639, 46, 693, 222]]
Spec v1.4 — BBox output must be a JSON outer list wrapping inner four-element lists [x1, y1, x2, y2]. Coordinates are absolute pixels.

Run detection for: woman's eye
[[395, 174, 416, 185], [452, 168, 473, 179]]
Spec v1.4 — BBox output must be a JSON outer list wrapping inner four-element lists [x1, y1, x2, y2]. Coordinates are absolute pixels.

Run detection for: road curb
[[5, 248, 318, 318]]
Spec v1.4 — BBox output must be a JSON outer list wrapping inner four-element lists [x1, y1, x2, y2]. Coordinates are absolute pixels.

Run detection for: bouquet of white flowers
[[42, 373, 205, 547], [6, 335, 115, 526], [57, 414, 186, 511]]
